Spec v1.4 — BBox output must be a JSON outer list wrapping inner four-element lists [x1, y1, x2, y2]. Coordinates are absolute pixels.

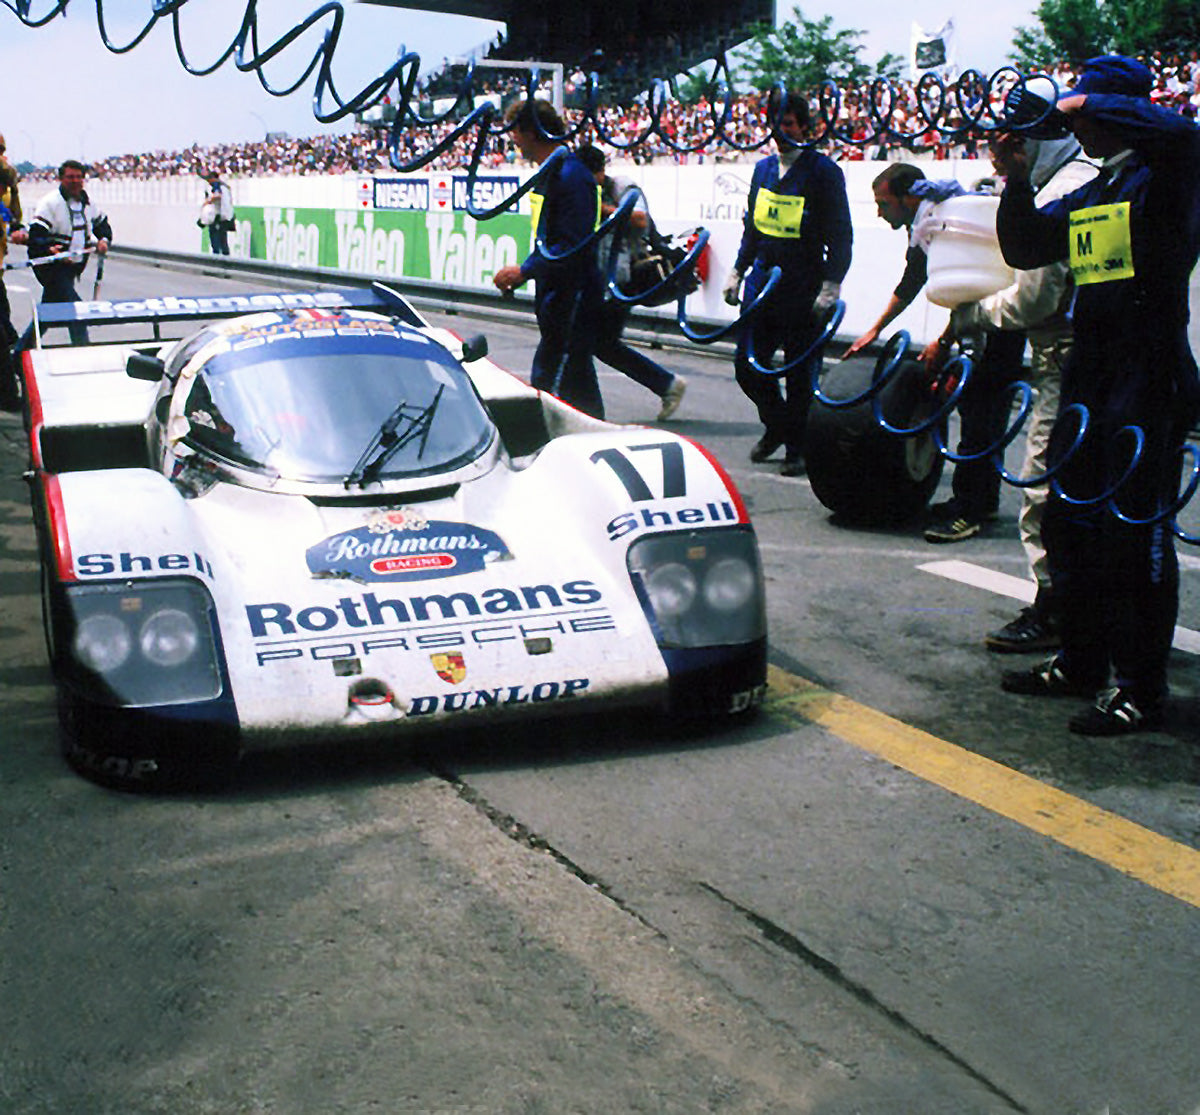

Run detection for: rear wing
[[18, 283, 426, 350]]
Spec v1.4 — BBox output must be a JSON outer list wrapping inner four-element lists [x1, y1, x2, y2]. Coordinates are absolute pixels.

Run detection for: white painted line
[[917, 559, 1037, 604], [919, 559, 1200, 656]]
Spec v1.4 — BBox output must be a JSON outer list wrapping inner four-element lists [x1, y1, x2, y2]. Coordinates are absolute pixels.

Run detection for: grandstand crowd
[[21, 49, 1200, 182]]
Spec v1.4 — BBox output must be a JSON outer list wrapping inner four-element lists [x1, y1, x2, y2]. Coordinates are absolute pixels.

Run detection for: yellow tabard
[[528, 186, 602, 250], [529, 190, 544, 250], [1069, 202, 1135, 285], [753, 188, 805, 238]]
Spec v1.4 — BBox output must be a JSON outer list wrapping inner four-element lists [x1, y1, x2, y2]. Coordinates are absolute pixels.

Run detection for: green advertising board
[[207, 204, 531, 292]]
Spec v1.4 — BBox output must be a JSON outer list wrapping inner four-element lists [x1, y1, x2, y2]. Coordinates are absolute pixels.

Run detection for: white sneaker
[[656, 376, 687, 421]]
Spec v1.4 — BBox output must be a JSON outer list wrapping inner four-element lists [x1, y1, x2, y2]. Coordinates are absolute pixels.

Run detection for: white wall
[[30, 156, 993, 346]]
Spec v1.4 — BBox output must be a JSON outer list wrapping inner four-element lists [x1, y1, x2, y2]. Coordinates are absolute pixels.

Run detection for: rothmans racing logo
[[307, 508, 511, 583]]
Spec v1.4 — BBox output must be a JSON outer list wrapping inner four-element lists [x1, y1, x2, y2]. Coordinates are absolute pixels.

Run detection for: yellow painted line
[[766, 665, 1200, 910]]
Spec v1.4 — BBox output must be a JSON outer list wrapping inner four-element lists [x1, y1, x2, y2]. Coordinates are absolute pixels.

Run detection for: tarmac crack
[[423, 771, 1032, 1102], [429, 767, 662, 935], [428, 770, 876, 1078], [698, 881, 1030, 1114]]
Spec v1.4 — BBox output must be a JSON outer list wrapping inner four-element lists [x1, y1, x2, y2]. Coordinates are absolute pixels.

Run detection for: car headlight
[[59, 580, 224, 706], [703, 557, 758, 613], [628, 528, 765, 648], [644, 562, 698, 618], [74, 614, 133, 673], [139, 608, 201, 668]]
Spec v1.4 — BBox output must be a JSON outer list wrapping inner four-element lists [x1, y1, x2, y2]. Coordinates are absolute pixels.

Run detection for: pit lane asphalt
[[2, 256, 1199, 1114]]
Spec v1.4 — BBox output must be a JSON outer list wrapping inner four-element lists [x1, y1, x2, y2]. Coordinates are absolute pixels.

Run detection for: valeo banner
[[207, 203, 530, 291]]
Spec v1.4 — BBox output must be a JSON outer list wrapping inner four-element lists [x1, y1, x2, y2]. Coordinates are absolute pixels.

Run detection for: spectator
[[27, 159, 111, 344], [50, 58, 1200, 179], [200, 170, 235, 255]]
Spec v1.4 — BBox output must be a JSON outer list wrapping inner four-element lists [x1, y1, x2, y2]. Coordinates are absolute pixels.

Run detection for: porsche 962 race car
[[22, 285, 767, 790]]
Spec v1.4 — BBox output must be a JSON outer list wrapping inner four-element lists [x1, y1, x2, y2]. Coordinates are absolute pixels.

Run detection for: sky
[[0, 0, 1037, 168]]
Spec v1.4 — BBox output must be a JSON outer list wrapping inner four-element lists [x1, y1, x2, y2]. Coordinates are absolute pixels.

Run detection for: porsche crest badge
[[431, 652, 467, 685]]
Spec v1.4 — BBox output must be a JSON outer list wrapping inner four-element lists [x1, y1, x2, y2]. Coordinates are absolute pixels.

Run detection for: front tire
[[806, 357, 945, 525]]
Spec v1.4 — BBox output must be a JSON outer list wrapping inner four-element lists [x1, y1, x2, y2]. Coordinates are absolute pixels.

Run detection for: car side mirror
[[127, 353, 165, 381], [460, 334, 488, 363]]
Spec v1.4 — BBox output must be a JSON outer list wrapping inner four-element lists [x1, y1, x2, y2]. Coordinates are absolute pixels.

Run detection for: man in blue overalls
[[493, 99, 605, 419], [996, 56, 1200, 735], [722, 91, 852, 476]]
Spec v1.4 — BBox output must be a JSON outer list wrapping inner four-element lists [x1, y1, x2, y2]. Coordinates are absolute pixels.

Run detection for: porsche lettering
[[408, 678, 590, 715], [252, 612, 616, 666]]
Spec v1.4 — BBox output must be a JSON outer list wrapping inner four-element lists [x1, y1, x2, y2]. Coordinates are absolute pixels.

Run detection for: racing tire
[[57, 693, 242, 794], [805, 357, 945, 526]]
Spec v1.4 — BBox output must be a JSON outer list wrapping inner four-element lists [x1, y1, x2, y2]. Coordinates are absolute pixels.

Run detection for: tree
[[736, 5, 904, 92], [1010, 0, 1114, 69], [1110, 0, 1200, 56], [671, 65, 720, 106], [1010, 0, 1200, 69]]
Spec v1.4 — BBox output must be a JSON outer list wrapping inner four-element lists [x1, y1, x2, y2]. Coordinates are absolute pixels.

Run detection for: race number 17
[[591, 443, 687, 501]]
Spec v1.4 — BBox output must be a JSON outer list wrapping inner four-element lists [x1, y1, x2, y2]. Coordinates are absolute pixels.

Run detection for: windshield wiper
[[344, 385, 445, 489]]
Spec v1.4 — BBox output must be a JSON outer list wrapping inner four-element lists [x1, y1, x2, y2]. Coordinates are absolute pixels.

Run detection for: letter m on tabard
[[1076, 230, 1092, 257]]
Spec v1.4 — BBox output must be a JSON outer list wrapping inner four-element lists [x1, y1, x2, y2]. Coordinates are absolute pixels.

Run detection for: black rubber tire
[[806, 357, 945, 525]]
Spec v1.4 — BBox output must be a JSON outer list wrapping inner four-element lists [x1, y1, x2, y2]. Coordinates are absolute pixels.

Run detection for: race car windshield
[[180, 332, 493, 482]]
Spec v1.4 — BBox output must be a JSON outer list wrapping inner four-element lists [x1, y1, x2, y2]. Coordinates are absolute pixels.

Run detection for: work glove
[[722, 268, 742, 307], [813, 280, 841, 314]]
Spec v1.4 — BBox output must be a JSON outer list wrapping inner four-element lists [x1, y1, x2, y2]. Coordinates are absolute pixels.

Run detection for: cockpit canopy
[[167, 311, 494, 485]]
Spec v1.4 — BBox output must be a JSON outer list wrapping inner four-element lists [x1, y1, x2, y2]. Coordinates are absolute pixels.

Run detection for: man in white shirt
[[27, 160, 111, 342]]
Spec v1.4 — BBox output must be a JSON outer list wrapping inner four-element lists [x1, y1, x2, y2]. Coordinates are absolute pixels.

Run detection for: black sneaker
[[985, 606, 1060, 653], [1001, 655, 1096, 698], [1069, 688, 1164, 736], [924, 514, 985, 543], [925, 499, 959, 519], [750, 435, 782, 463], [780, 455, 805, 477]]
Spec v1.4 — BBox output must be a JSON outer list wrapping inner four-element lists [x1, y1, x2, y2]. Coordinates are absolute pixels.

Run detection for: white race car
[[21, 285, 767, 790]]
